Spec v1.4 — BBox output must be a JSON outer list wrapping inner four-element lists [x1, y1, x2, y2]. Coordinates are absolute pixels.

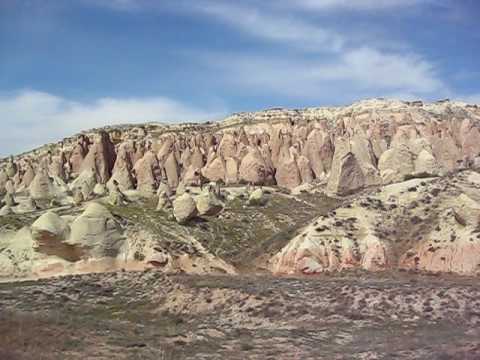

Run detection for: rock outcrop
[[248, 188, 267, 206], [196, 188, 223, 216], [108, 142, 135, 192], [271, 171, 480, 276], [68, 203, 123, 258], [1, 98, 480, 280], [173, 192, 198, 224], [3, 99, 480, 198], [29, 167, 58, 201], [79, 131, 116, 184], [134, 150, 160, 197], [327, 152, 365, 195]]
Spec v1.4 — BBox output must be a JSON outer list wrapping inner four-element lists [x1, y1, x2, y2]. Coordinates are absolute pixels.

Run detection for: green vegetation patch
[[107, 192, 340, 270]]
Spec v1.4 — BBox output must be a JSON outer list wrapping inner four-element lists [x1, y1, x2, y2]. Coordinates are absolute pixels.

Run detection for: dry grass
[[0, 311, 80, 360], [2, 271, 480, 359]]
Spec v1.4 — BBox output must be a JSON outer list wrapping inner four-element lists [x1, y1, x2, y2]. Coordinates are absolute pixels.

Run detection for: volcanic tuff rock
[[270, 170, 480, 275], [195, 188, 224, 216], [3, 99, 480, 196], [1, 98, 480, 279], [173, 192, 199, 224]]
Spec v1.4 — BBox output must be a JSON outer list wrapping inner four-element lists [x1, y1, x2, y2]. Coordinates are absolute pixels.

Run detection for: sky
[[0, 0, 479, 156]]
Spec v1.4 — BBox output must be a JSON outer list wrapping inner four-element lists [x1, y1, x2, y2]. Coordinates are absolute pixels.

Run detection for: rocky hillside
[[1, 98, 480, 279]]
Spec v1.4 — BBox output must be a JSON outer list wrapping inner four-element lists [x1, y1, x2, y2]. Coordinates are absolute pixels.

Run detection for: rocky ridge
[[1, 98, 480, 278]]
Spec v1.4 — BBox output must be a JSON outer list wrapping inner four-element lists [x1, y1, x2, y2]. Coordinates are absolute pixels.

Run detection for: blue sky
[[0, 0, 479, 156]]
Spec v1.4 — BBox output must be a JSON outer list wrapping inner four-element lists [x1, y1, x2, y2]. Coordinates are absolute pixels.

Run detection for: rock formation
[[108, 142, 135, 192], [271, 171, 480, 276], [133, 150, 160, 197], [29, 165, 56, 200], [173, 192, 198, 224], [68, 202, 123, 258], [1, 98, 480, 279], [196, 186, 224, 216], [2, 99, 480, 198], [80, 131, 116, 184], [248, 188, 267, 206]]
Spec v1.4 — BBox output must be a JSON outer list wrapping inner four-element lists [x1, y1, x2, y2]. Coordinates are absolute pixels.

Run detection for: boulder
[[248, 188, 267, 206], [31, 211, 69, 243], [196, 190, 223, 216], [68, 203, 123, 258], [378, 145, 414, 183], [173, 193, 198, 224]]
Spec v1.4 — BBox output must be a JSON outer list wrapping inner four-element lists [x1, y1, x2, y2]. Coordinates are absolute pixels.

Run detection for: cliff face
[[4, 99, 480, 195], [1, 98, 480, 278]]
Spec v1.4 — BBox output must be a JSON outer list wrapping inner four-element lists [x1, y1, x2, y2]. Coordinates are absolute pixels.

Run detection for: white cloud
[[83, 0, 432, 13], [192, 1, 345, 52], [190, 2, 447, 100], [313, 48, 444, 93], [81, 1, 345, 52], [202, 47, 445, 100], [283, 0, 431, 11], [0, 90, 225, 156]]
